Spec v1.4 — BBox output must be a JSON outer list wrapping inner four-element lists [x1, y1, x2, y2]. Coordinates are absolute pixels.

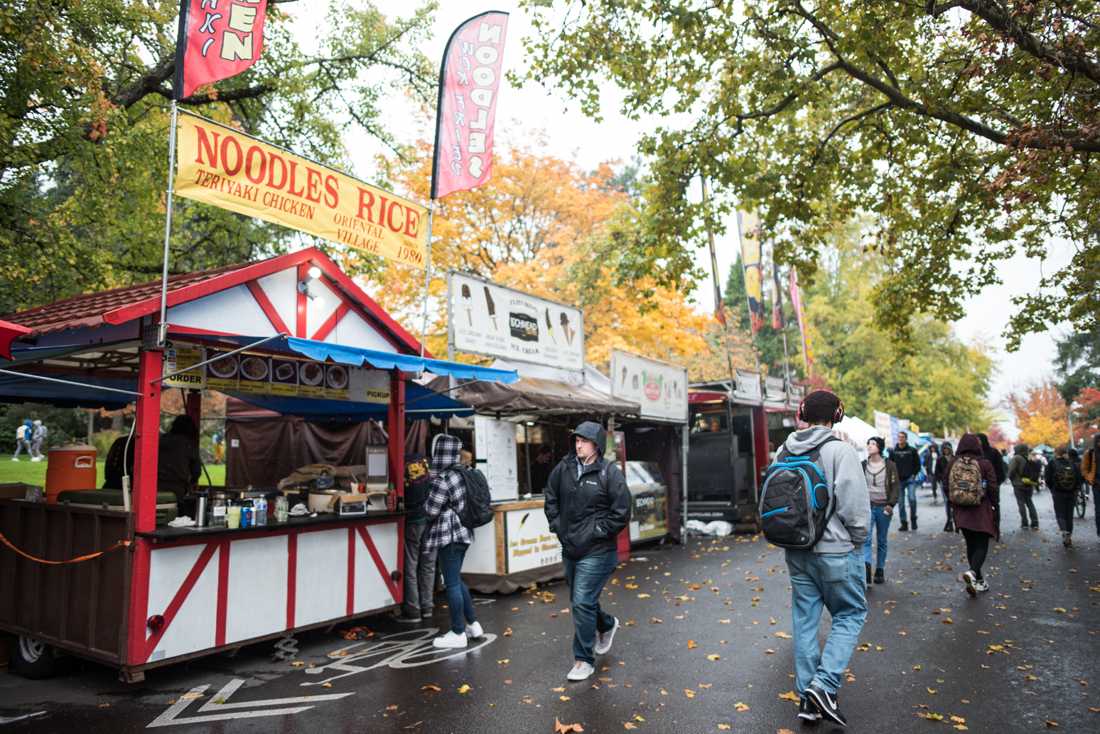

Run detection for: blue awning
[[208, 335, 517, 384]]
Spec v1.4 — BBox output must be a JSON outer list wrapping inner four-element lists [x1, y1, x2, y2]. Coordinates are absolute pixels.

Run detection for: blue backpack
[[759, 437, 838, 549]]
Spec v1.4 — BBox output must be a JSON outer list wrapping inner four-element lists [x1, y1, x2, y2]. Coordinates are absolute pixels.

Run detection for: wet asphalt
[[2, 484, 1099, 733]]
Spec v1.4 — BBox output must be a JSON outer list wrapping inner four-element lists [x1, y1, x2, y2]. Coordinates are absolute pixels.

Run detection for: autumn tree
[[1053, 325, 1100, 404], [361, 142, 711, 370], [1070, 387, 1100, 444], [0, 1, 436, 313], [805, 222, 994, 432], [521, 0, 1100, 349], [1008, 382, 1070, 447]]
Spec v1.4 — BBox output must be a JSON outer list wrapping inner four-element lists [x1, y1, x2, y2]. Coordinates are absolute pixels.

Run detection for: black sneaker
[[899, 523, 909, 532], [865, 563, 872, 586], [805, 684, 847, 728], [874, 568, 885, 584], [798, 695, 822, 724], [943, 521, 954, 532]]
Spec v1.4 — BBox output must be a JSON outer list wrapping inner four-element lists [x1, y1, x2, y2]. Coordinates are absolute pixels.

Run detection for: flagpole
[[420, 201, 435, 359], [157, 99, 180, 347]]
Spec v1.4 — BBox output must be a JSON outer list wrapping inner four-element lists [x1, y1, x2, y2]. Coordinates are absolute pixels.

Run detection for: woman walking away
[[937, 442, 955, 532], [1045, 445, 1083, 548], [948, 434, 999, 596], [863, 437, 899, 585], [423, 434, 483, 649]]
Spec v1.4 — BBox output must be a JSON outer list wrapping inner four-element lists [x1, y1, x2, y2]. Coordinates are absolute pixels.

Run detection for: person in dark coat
[[948, 434, 999, 596], [935, 442, 955, 532], [1045, 445, 1084, 548], [976, 433, 1006, 528]]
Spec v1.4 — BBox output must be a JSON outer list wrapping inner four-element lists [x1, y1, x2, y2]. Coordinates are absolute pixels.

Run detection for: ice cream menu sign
[[610, 350, 688, 423], [448, 272, 584, 371]]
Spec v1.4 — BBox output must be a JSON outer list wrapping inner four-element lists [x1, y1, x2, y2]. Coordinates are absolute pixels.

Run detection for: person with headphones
[[780, 390, 869, 729]]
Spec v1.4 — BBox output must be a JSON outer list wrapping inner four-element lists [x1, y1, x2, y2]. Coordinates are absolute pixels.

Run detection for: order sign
[[175, 112, 427, 268]]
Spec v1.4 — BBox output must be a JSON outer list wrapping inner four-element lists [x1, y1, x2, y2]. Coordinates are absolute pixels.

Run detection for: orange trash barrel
[[45, 445, 97, 504]]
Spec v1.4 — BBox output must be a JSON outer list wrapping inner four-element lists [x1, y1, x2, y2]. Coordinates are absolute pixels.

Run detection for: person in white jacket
[[782, 390, 869, 730]]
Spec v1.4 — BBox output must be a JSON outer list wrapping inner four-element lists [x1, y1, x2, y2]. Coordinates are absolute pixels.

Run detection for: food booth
[[0, 248, 515, 681]]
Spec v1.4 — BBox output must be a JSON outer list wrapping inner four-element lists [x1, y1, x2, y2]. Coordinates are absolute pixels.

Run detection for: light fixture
[[298, 265, 323, 300]]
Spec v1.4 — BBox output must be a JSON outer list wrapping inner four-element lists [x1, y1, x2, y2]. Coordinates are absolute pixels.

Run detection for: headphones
[[797, 391, 845, 425]]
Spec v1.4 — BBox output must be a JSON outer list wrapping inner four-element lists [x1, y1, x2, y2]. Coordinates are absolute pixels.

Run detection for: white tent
[[835, 415, 879, 455]]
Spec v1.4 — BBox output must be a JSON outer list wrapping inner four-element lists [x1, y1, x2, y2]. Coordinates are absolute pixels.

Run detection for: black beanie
[[868, 436, 886, 454], [801, 389, 841, 424]]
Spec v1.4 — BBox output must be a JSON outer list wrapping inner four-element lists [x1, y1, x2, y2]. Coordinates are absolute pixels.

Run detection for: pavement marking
[[0, 711, 47, 725], [146, 678, 352, 728], [302, 628, 498, 687]]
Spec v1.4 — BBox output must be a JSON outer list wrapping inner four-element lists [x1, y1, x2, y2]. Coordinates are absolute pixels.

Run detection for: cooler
[[45, 445, 97, 504]]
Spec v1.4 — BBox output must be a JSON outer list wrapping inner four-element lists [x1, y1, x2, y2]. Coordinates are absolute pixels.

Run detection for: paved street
[[3, 488, 1099, 733]]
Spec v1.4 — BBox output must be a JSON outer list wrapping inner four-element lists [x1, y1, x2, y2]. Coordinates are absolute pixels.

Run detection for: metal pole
[[420, 201, 436, 359], [157, 100, 180, 348]]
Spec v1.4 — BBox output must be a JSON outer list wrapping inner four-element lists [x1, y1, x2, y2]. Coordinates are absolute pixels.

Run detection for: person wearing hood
[[1083, 434, 1100, 538], [1007, 443, 1040, 529], [422, 434, 483, 649], [1045, 444, 1083, 547], [544, 421, 631, 683], [948, 434, 999, 595], [780, 390, 868, 729], [976, 433, 1006, 528], [29, 419, 47, 461], [935, 442, 956, 532]]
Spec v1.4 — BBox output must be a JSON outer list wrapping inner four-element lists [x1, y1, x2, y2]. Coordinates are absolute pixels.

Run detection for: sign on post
[[609, 350, 688, 423]]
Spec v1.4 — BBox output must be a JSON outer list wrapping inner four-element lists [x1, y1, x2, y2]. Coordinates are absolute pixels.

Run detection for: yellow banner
[[174, 112, 427, 268]]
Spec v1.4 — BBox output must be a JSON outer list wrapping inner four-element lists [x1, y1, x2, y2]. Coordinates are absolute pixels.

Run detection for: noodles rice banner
[[174, 112, 428, 268]]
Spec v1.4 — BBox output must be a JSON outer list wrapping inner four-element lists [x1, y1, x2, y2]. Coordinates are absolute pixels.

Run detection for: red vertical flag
[[431, 11, 509, 200], [175, 0, 269, 99]]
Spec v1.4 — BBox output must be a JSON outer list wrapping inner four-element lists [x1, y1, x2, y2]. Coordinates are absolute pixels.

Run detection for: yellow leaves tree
[[358, 142, 709, 370], [1009, 382, 1070, 447]]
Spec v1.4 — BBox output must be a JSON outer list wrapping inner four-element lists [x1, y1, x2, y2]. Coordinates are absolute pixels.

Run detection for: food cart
[[0, 247, 515, 681]]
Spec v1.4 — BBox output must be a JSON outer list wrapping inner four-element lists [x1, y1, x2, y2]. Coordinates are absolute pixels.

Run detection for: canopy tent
[[834, 415, 879, 449]]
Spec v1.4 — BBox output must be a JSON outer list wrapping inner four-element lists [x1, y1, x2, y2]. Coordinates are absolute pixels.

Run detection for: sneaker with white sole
[[962, 570, 977, 597], [465, 621, 484, 639], [805, 684, 846, 728], [432, 630, 468, 649], [973, 579, 990, 593], [566, 661, 595, 681], [594, 616, 619, 655], [798, 695, 822, 722]]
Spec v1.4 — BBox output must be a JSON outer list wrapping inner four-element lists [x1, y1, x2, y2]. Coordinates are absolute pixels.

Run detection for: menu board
[[764, 375, 787, 407], [610, 350, 688, 423], [163, 345, 206, 390], [474, 415, 518, 501], [733, 369, 763, 405], [173, 346, 390, 403], [505, 508, 561, 573], [449, 272, 584, 371]]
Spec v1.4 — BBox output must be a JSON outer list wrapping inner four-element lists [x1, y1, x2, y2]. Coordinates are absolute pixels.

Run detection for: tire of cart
[[11, 634, 57, 679]]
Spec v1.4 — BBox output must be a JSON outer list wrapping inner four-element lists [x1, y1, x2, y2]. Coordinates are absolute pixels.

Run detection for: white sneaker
[[962, 570, 977, 597], [465, 621, 484, 639], [594, 616, 619, 655], [432, 630, 468, 649], [566, 661, 595, 681], [973, 579, 990, 593], [10, 457, 17, 461]]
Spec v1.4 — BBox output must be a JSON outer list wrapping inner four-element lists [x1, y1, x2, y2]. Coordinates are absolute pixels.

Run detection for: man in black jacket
[[545, 421, 631, 682], [890, 431, 921, 531]]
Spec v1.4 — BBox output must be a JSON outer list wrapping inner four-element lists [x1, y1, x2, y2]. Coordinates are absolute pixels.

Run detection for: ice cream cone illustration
[[560, 312, 575, 345], [484, 287, 497, 330], [621, 366, 628, 387], [545, 308, 556, 343], [461, 283, 473, 326]]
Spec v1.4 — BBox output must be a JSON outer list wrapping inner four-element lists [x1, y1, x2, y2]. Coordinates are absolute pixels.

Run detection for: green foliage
[[521, 0, 1100, 349], [1053, 325, 1100, 404], [0, 1, 436, 314], [805, 226, 994, 432], [0, 404, 89, 446]]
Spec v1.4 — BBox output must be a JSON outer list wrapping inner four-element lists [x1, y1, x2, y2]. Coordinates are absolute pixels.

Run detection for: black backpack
[[759, 437, 839, 549], [1051, 459, 1078, 492], [453, 465, 494, 529]]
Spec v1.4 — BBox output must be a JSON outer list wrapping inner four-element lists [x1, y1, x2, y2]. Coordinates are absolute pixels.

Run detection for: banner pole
[[420, 200, 435, 359], [157, 99, 180, 348]]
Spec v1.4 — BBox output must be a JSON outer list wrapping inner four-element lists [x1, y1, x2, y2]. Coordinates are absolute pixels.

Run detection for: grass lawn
[[0, 459, 227, 488]]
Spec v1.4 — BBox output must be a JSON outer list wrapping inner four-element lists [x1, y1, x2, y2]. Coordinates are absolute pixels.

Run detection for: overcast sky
[[287, 2, 1070, 421]]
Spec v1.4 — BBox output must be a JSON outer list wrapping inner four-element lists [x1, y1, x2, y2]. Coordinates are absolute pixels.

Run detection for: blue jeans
[[897, 478, 919, 524], [862, 505, 892, 570], [437, 543, 476, 634], [785, 549, 868, 694], [563, 550, 618, 664]]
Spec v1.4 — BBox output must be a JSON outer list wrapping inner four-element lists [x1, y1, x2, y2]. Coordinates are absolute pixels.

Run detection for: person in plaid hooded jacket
[[423, 434, 483, 648]]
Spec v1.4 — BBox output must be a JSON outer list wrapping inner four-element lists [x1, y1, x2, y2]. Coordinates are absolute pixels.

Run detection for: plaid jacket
[[423, 435, 473, 551]]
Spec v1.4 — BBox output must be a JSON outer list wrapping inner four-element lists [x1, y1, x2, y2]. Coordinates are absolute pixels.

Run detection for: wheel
[[11, 635, 57, 679], [1076, 488, 1088, 519]]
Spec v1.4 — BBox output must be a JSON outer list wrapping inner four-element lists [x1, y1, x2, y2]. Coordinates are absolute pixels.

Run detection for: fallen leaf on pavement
[[623, 723, 638, 731], [684, 689, 696, 699], [1045, 721, 1059, 728], [778, 691, 800, 703], [457, 684, 471, 694], [734, 702, 750, 712], [554, 718, 584, 733], [421, 684, 441, 693], [688, 640, 698, 649], [503, 627, 513, 637], [774, 631, 792, 639], [707, 654, 721, 661]]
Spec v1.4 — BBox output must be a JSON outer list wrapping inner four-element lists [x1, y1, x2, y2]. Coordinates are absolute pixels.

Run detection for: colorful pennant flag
[[431, 11, 510, 200], [738, 211, 765, 334], [175, 0, 269, 99]]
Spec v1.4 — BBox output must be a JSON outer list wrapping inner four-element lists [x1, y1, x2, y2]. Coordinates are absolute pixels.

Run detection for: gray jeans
[[403, 521, 437, 616]]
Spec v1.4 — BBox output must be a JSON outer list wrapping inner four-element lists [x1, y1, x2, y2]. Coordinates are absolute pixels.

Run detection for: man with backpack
[[544, 421, 631, 683], [393, 453, 438, 624], [890, 431, 921, 531], [1045, 445, 1083, 547], [423, 434, 488, 649], [1007, 443, 1040, 529], [761, 390, 868, 728]]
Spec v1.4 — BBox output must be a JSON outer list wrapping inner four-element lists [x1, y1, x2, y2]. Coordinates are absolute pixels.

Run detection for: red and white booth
[[0, 247, 512, 680]]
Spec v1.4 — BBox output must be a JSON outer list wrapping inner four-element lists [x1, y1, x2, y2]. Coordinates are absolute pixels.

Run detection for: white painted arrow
[[147, 678, 352, 728]]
